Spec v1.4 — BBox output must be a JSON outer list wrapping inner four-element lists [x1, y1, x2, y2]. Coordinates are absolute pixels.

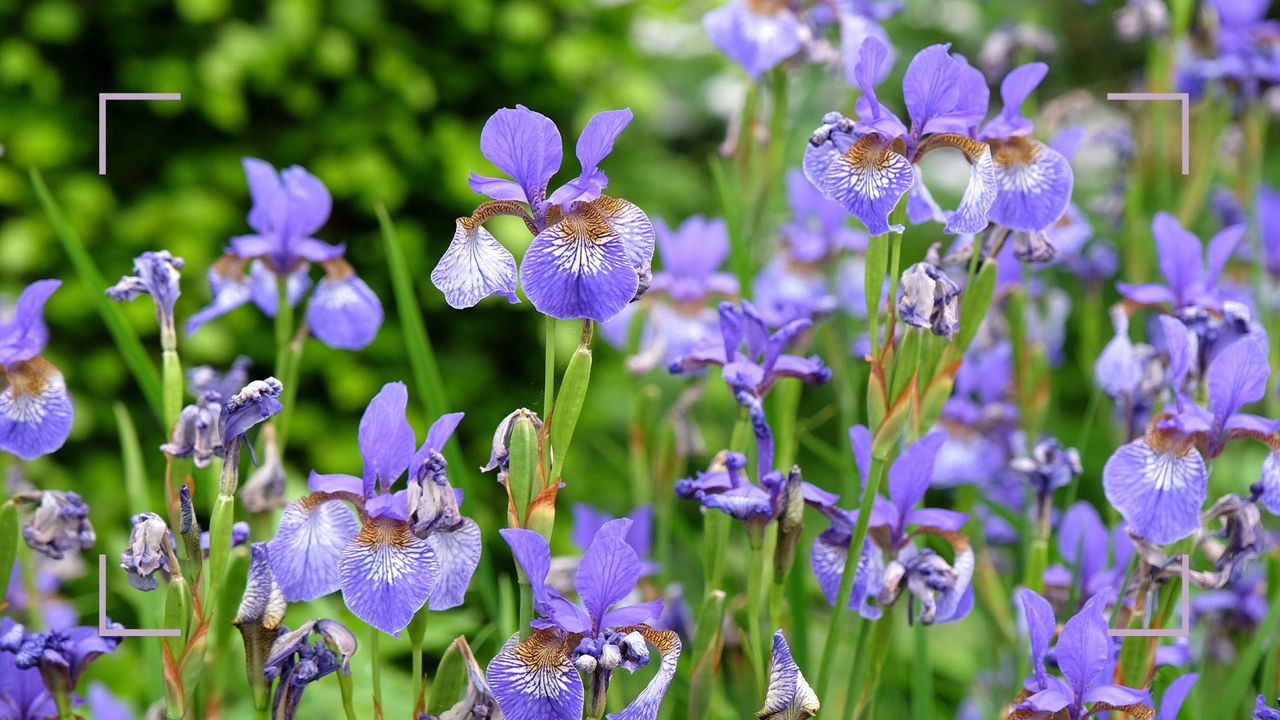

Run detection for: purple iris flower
[[753, 170, 866, 326], [1155, 674, 1198, 720], [1042, 502, 1134, 606], [0, 618, 57, 719], [757, 631, 820, 719], [600, 215, 738, 370], [487, 519, 680, 720], [105, 250, 184, 341], [806, 39, 1072, 242], [188, 158, 384, 351], [1117, 212, 1244, 311], [0, 617, 122, 711], [703, 0, 807, 79], [1258, 695, 1280, 720], [0, 279, 72, 461], [669, 300, 830, 400], [1180, 0, 1280, 100], [266, 382, 480, 635], [811, 428, 974, 624], [933, 341, 1019, 488], [434, 106, 655, 323], [572, 503, 654, 568], [1104, 315, 1275, 545], [1013, 589, 1151, 718]]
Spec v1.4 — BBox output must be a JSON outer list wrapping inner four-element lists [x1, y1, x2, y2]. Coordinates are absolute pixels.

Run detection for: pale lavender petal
[[242, 157, 287, 237], [1015, 587, 1055, 690], [1085, 684, 1150, 706], [703, 0, 803, 79], [1208, 331, 1269, 425], [595, 196, 656, 275], [1103, 436, 1206, 545], [906, 508, 967, 531], [942, 139, 999, 235], [520, 212, 639, 322], [1055, 593, 1113, 695], [308, 273, 383, 350], [267, 496, 361, 601], [1205, 224, 1245, 287], [307, 471, 363, 495], [820, 134, 914, 235], [1157, 673, 1198, 720], [1160, 315, 1197, 392], [426, 517, 481, 611], [279, 165, 333, 239], [339, 516, 439, 635], [186, 261, 253, 334], [1258, 452, 1280, 515], [849, 425, 872, 488], [467, 174, 528, 203], [887, 431, 947, 520], [599, 598, 664, 629], [0, 279, 58, 365], [576, 518, 642, 628], [431, 220, 519, 309], [476, 106, 563, 206], [0, 358, 72, 460], [1116, 282, 1176, 306], [980, 62, 1048, 139], [988, 138, 1073, 233], [606, 628, 681, 720], [500, 528, 553, 612], [248, 260, 311, 318], [487, 632, 582, 720], [903, 44, 988, 135], [1152, 212, 1204, 306]]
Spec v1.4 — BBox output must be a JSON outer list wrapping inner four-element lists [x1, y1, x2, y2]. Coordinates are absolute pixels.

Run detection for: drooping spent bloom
[[757, 631, 820, 720], [1117, 212, 1244, 312], [1104, 317, 1276, 544], [811, 429, 974, 624], [487, 519, 680, 720], [15, 490, 94, 560], [264, 618, 357, 720], [1011, 589, 1151, 718], [241, 424, 287, 513], [676, 398, 836, 531], [0, 618, 57, 719], [0, 279, 72, 461], [898, 261, 960, 338], [120, 512, 173, 591], [1094, 306, 1168, 441], [1010, 437, 1082, 507], [188, 355, 252, 400], [234, 543, 288, 700], [805, 40, 1073, 244], [188, 158, 383, 350], [752, 170, 866, 327], [1, 617, 122, 707], [163, 376, 282, 466], [702, 0, 807, 79], [105, 250, 184, 343], [428, 637, 501, 720], [267, 382, 480, 634], [669, 300, 829, 401], [433, 106, 655, 323], [601, 215, 738, 372]]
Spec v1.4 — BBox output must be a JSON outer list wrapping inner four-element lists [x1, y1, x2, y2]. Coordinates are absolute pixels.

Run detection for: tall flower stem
[[160, 329, 183, 436], [1022, 493, 1052, 594], [912, 620, 933, 719], [273, 276, 306, 451], [369, 627, 384, 720], [206, 438, 241, 614], [585, 668, 609, 720], [338, 672, 358, 720], [848, 602, 896, 720], [816, 455, 888, 699], [744, 527, 768, 696], [407, 608, 429, 712]]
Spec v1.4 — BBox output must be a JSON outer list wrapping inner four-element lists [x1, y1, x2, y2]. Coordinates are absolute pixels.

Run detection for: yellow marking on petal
[[212, 254, 248, 280], [990, 136, 1042, 168], [916, 132, 991, 164], [2, 356, 58, 398]]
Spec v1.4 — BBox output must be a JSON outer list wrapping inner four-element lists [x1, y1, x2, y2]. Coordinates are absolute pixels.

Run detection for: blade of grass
[[113, 402, 152, 514], [30, 169, 164, 422]]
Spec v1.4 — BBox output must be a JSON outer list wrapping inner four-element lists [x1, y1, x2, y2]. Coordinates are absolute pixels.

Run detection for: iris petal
[[606, 626, 681, 720], [339, 516, 439, 635], [307, 273, 384, 350], [987, 137, 1074, 233], [0, 357, 73, 460], [915, 133, 999, 235], [1258, 452, 1280, 516], [487, 630, 582, 720], [591, 196, 655, 277], [576, 518, 642, 628], [520, 210, 639, 322], [267, 495, 361, 601], [1103, 435, 1207, 545], [431, 220, 519, 309], [186, 259, 253, 334], [757, 631, 820, 720], [820, 134, 913, 235], [426, 517, 482, 611]]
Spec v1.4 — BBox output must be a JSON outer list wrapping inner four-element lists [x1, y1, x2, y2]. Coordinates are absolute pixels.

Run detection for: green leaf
[[30, 169, 164, 422], [0, 502, 18, 606], [956, 259, 997, 354], [113, 403, 152, 515], [549, 341, 592, 482], [688, 589, 727, 720]]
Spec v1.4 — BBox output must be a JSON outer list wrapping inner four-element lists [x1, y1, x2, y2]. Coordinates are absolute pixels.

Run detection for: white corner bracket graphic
[[97, 554, 182, 638], [1105, 92, 1191, 175], [1107, 554, 1190, 638], [98, 92, 182, 175]]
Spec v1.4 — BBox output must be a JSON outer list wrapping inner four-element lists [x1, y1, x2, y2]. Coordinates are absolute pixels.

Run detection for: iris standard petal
[[757, 631, 820, 720], [243, 157, 288, 238], [1015, 588, 1056, 690], [576, 518, 642, 628], [339, 516, 440, 635], [358, 382, 415, 495], [500, 528, 554, 613], [267, 495, 361, 601], [0, 279, 58, 365], [0, 357, 72, 460], [487, 630, 582, 720], [981, 62, 1048, 139], [599, 599, 664, 630], [606, 626, 681, 720], [426, 517, 482, 611], [903, 44, 989, 136], [1152, 212, 1205, 306], [1054, 594, 1113, 698], [820, 134, 914, 235], [1103, 435, 1207, 545], [987, 137, 1074, 233], [279, 165, 333, 239], [1207, 330, 1269, 428], [307, 273, 384, 350], [520, 210, 639, 322], [431, 220, 519, 309], [186, 258, 254, 334], [887, 432, 947, 523], [546, 109, 633, 207], [476, 105, 563, 207]]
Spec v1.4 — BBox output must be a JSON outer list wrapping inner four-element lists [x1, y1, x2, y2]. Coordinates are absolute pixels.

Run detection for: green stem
[[849, 603, 896, 720], [1264, 553, 1280, 701], [369, 627, 383, 720], [408, 609, 428, 713], [338, 671, 358, 720], [703, 511, 732, 597], [1022, 495, 1051, 594], [912, 620, 932, 719], [745, 530, 768, 696], [816, 456, 888, 700], [161, 346, 183, 436], [276, 326, 307, 452], [518, 576, 534, 640]]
